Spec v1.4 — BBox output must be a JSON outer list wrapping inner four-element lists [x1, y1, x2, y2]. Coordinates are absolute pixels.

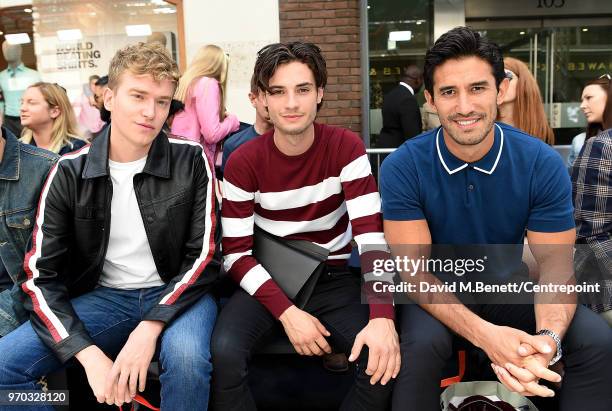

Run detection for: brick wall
[[279, 0, 363, 134]]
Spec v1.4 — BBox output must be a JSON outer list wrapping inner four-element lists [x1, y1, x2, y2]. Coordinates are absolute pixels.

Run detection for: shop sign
[[370, 61, 612, 77], [369, 67, 403, 76], [56, 42, 102, 70], [466, 0, 612, 18]]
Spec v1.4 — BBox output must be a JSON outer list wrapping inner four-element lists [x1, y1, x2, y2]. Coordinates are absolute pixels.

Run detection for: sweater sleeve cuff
[[369, 304, 395, 320], [264, 294, 293, 319]]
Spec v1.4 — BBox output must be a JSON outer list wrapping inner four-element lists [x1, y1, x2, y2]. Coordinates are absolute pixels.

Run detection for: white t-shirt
[[98, 156, 164, 289]]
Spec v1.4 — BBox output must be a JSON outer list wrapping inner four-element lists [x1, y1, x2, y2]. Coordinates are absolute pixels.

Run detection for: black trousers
[[392, 303, 612, 411], [211, 268, 393, 411]]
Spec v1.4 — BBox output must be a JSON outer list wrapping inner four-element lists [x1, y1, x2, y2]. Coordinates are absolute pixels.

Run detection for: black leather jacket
[[19, 127, 221, 363]]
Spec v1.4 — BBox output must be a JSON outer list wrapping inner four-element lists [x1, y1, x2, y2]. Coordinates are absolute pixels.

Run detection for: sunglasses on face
[[505, 70, 516, 80]]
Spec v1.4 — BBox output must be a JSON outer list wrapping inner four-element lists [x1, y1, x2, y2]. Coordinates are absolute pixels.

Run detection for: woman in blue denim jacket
[[0, 126, 57, 336]]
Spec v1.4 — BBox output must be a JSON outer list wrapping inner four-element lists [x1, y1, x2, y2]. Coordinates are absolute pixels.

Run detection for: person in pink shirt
[[172, 45, 239, 168], [76, 75, 105, 137]]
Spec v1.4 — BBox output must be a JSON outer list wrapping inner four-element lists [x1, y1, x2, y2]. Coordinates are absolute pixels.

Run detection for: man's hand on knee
[[349, 318, 400, 386], [477, 323, 543, 369], [476, 323, 559, 397], [105, 320, 164, 406], [279, 305, 332, 356], [75, 345, 114, 404]]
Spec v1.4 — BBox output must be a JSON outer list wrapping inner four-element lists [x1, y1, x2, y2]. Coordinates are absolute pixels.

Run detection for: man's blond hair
[[108, 42, 179, 89]]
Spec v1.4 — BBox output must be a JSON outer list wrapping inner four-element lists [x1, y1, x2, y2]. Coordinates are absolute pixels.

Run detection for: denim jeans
[[0, 285, 217, 411]]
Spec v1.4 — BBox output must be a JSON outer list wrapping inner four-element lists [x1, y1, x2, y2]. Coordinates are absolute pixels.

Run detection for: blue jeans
[[0, 286, 217, 410]]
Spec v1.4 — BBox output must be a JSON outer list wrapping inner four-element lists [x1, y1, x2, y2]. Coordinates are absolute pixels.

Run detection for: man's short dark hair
[[95, 75, 109, 87], [249, 72, 258, 94], [424, 26, 505, 98], [169, 99, 184, 117], [254, 42, 327, 110]]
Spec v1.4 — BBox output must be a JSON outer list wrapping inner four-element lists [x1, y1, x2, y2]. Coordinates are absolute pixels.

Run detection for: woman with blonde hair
[[172, 44, 239, 167], [20, 82, 87, 155], [497, 57, 555, 145]]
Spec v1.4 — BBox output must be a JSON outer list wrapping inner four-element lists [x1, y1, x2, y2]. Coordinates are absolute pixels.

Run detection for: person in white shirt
[[0, 42, 220, 411]]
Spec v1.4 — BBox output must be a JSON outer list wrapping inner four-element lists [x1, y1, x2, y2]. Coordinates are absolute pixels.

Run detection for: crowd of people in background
[[0, 25, 610, 411]]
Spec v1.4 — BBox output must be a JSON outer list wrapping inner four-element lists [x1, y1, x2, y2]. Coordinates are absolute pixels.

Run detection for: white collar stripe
[[435, 128, 468, 175], [399, 82, 414, 95], [436, 124, 504, 175]]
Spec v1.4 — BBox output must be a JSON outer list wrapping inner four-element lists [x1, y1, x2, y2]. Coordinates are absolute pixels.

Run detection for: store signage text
[[370, 61, 612, 77], [536, 0, 565, 8], [369, 67, 402, 76], [533, 61, 612, 72], [56, 42, 102, 70]]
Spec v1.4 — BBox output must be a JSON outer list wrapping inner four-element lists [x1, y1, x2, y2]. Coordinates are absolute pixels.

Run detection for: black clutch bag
[[253, 227, 329, 308]]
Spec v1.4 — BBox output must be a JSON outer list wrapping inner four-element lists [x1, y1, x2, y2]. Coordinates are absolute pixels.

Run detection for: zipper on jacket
[[95, 177, 113, 274]]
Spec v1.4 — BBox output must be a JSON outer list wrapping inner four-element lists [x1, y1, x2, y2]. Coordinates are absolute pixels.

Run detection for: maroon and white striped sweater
[[222, 123, 394, 319]]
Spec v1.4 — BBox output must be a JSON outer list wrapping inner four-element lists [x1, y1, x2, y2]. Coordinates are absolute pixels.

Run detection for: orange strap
[[117, 394, 160, 411], [133, 394, 160, 411], [440, 350, 466, 388]]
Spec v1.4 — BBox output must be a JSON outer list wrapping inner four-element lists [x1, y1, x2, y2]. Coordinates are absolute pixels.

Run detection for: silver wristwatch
[[536, 329, 562, 366]]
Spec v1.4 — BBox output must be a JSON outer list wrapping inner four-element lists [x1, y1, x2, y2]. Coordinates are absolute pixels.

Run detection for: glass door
[[468, 21, 612, 143]]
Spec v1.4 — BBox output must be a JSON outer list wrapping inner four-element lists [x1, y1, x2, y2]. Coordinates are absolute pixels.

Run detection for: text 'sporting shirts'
[[99, 156, 164, 289]]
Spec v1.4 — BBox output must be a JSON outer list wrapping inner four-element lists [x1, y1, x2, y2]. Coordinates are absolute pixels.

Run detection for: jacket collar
[[0, 127, 20, 180], [436, 123, 504, 175], [82, 125, 171, 179], [399, 81, 414, 95]]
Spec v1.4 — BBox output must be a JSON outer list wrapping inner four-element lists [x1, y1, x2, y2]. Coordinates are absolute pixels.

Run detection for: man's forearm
[[528, 229, 576, 338], [75, 344, 103, 366], [422, 302, 490, 347], [534, 303, 575, 339], [408, 271, 490, 347], [534, 246, 576, 339], [138, 320, 165, 338]]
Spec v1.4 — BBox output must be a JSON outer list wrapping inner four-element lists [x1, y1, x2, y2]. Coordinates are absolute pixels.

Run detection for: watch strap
[[536, 329, 562, 366]]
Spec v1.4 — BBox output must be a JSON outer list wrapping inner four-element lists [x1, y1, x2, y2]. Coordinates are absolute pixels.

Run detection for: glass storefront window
[[0, 6, 36, 71], [367, 0, 433, 147], [30, 0, 181, 107], [466, 0, 612, 144], [470, 23, 612, 144]]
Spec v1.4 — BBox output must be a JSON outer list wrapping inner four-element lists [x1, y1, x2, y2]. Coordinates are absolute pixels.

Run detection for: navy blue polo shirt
[[380, 122, 575, 245]]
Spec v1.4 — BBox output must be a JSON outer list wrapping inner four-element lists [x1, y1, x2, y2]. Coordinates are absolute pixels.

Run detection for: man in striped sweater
[[212, 42, 399, 410], [0, 43, 220, 410]]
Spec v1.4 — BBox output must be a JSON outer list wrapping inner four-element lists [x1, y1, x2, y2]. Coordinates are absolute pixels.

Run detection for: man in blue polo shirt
[[380, 27, 612, 410]]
